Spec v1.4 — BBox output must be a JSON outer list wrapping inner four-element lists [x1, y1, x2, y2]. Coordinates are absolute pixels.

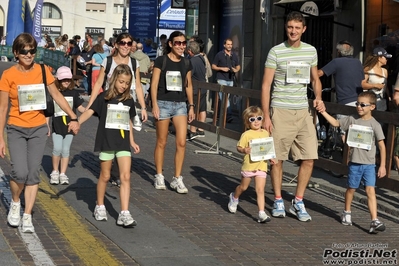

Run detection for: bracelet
[[70, 118, 78, 122], [188, 104, 195, 108], [141, 107, 147, 110]]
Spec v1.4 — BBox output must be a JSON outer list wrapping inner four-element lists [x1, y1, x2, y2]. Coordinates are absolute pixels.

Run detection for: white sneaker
[[133, 116, 142, 131], [258, 211, 271, 223], [50, 171, 60, 185], [94, 205, 108, 221], [154, 174, 166, 190], [7, 201, 21, 227], [59, 174, 69, 185], [117, 211, 137, 228], [227, 192, 238, 213], [22, 213, 35, 233], [341, 210, 352, 226], [170, 176, 188, 194]]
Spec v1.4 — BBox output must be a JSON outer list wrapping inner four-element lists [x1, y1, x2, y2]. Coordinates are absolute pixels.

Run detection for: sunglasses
[[249, 116, 263, 123], [60, 79, 72, 82], [173, 41, 187, 47], [118, 41, 133, 47], [355, 102, 372, 108], [19, 48, 37, 55]]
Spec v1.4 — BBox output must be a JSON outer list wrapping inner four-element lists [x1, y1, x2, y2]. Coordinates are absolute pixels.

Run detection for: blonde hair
[[104, 64, 133, 101], [242, 106, 264, 130]]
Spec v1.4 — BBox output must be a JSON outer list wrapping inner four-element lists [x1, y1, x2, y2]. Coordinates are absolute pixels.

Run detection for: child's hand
[[131, 142, 140, 154], [243, 147, 251, 154], [377, 166, 386, 178], [269, 158, 277, 165]]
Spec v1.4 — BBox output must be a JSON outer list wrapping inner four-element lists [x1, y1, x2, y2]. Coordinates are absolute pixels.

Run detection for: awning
[[274, 0, 354, 30]]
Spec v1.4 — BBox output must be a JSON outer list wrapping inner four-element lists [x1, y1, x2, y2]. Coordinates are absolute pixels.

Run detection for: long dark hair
[[165, 31, 186, 54]]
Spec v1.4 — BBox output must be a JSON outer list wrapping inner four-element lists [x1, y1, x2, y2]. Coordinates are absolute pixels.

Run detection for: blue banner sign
[[129, 0, 158, 41]]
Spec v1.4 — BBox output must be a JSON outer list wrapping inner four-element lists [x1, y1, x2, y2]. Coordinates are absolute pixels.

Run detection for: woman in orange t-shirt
[[0, 33, 80, 233]]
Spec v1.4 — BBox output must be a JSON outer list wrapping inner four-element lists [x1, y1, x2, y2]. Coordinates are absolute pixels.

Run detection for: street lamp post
[[121, 0, 128, 33]]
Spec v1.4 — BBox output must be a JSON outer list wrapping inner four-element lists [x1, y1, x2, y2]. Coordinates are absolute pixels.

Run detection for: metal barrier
[[189, 80, 399, 193]]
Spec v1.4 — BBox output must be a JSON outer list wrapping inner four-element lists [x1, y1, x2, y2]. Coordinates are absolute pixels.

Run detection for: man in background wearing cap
[[361, 47, 391, 111]]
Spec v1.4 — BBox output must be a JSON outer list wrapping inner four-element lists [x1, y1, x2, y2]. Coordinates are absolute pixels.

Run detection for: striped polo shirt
[[265, 41, 318, 109]]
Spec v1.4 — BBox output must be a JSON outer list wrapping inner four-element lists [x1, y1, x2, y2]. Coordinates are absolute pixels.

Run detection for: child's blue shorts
[[347, 162, 376, 188]]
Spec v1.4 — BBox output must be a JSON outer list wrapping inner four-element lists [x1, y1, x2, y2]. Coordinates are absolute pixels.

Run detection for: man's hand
[[263, 116, 273, 134], [314, 99, 326, 113]]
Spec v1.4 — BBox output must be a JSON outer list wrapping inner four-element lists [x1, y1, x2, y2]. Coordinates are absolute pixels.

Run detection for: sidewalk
[[185, 117, 399, 218]]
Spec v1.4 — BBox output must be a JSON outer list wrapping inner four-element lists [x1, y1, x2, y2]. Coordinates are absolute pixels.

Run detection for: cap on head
[[56, 66, 72, 80], [373, 47, 392, 58]]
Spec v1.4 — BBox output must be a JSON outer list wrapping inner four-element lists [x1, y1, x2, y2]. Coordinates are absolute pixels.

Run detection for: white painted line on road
[[0, 167, 55, 266]]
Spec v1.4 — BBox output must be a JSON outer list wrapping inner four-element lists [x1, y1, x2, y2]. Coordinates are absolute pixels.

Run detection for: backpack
[[102, 56, 137, 91]]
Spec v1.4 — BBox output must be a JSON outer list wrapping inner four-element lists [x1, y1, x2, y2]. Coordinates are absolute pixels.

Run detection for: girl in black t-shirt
[[150, 31, 195, 194], [49, 66, 85, 186], [78, 64, 140, 228]]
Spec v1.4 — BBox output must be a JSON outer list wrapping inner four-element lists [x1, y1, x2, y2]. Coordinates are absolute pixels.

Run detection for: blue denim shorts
[[157, 100, 187, 120], [347, 162, 376, 188]]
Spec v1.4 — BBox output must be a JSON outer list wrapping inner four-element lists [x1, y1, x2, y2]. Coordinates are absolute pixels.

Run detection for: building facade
[[0, 0, 128, 42]]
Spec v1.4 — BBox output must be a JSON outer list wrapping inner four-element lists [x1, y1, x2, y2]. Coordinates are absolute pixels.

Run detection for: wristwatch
[[70, 118, 78, 122]]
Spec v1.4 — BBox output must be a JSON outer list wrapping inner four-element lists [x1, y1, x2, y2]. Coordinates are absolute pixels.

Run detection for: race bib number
[[105, 103, 130, 130], [347, 124, 373, 150], [54, 96, 73, 117], [286, 61, 311, 84], [17, 84, 46, 112], [165, 71, 182, 91], [249, 137, 276, 161]]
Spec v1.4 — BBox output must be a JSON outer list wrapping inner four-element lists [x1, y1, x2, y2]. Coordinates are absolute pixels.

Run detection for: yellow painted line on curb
[[36, 172, 122, 266]]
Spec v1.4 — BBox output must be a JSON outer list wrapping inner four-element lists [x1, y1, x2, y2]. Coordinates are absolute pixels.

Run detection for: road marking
[[36, 171, 122, 265], [0, 135, 122, 265], [1, 168, 55, 266]]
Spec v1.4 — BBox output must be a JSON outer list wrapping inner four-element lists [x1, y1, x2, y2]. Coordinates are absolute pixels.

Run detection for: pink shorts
[[241, 170, 267, 178]]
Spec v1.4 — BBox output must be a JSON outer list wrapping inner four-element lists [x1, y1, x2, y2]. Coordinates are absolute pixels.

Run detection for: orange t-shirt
[[0, 63, 55, 127]]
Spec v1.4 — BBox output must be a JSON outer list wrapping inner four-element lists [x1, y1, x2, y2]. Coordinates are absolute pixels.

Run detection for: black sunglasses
[[355, 102, 372, 108], [19, 48, 37, 55], [118, 41, 133, 47], [173, 41, 187, 46], [249, 116, 263, 123]]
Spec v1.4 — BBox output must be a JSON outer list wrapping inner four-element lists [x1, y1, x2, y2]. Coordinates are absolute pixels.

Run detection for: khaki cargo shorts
[[271, 107, 318, 161]]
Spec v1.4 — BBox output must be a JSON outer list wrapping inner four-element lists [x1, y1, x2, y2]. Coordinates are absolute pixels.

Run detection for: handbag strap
[[40, 64, 46, 85]]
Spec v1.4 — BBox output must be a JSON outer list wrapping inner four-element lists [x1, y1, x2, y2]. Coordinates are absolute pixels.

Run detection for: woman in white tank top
[[361, 47, 392, 111]]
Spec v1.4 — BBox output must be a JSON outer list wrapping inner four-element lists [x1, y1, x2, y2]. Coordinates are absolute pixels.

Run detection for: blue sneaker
[[289, 200, 312, 222], [271, 199, 286, 218]]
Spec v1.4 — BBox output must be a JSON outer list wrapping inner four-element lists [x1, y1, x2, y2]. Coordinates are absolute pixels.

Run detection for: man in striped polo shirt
[[261, 11, 325, 222]]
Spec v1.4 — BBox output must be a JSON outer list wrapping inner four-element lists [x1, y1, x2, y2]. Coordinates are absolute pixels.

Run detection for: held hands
[[67, 121, 80, 134], [314, 99, 326, 113]]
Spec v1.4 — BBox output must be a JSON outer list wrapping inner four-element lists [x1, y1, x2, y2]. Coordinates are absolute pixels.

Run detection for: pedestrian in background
[[49, 66, 85, 185], [78, 64, 140, 227], [150, 30, 195, 193], [212, 38, 240, 123], [362, 47, 391, 111], [228, 106, 275, 223], [320, 91, 386, 234], [261, 11, 325, 222], [0, 33, 80, 233], [187, 40, 207, 140]]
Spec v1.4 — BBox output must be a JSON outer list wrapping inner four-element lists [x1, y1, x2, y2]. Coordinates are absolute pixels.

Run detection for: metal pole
[[121, 0, 128, 33]]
